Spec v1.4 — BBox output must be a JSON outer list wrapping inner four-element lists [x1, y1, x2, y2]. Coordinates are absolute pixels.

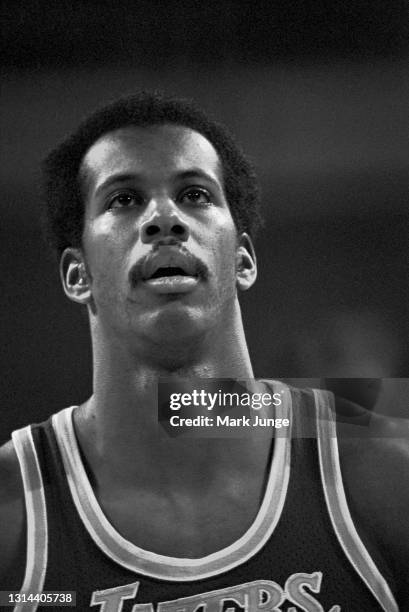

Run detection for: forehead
[[80, 124, 223, 191]]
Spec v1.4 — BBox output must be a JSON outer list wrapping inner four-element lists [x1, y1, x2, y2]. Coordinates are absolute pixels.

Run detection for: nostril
[[172, 225, 186, 235], [141, 218, 188, 243], [145, 225, 160, 236]]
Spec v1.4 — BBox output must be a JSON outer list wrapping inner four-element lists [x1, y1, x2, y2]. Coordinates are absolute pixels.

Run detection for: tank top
[[11, 382, 398, 611]]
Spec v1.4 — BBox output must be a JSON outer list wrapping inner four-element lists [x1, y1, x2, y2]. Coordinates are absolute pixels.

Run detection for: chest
[[98, 485, 263, 558]]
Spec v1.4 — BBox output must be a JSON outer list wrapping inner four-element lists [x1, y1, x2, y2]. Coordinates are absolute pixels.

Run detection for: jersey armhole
[[11, 426, 48, 612], [313, 389, 398, 612]]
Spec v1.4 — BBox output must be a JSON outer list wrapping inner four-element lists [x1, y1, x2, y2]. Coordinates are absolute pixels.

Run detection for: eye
[[179, 187, 212, 206], [108, 191, 143, 210]]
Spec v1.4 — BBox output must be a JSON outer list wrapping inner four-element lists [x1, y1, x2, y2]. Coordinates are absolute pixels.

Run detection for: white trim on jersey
[[313, 388, 399, 612], [11, 427, 48, 612], [51, 381, 293, 581]]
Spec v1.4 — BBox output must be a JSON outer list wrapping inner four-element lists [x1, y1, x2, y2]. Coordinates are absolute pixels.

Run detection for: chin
[[142, 303, 212, 345]]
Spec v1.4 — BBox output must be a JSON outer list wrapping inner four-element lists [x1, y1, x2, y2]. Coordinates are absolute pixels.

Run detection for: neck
[[74, 303, 268, 494]]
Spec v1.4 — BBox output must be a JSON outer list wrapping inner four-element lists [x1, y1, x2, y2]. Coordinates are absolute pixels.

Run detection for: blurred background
[[1, 0, 408, 439]]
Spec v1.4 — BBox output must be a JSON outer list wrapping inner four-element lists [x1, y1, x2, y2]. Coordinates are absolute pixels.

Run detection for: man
[[0, 92, 407, 611]]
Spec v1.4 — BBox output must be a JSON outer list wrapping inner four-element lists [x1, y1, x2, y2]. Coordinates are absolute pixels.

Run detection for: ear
[[60, 248, 92, 305], [236, 233, 257, 291]]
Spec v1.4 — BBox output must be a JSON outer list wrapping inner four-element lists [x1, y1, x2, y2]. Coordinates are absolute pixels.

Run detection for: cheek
[[82, 220, 130, 277], [211, 231, 239, 285], [214, 218, 238, 258], [205, 210, 237, 249]]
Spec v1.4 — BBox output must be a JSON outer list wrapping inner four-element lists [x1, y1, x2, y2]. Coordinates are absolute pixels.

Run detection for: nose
[[140, 199, 190, 244]]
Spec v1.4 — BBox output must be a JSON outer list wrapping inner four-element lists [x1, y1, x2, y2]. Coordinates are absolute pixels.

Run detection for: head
[[42, 92, 262, 352]]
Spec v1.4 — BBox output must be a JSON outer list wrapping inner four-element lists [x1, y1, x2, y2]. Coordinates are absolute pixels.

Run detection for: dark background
[[1, 0, 409, 440]]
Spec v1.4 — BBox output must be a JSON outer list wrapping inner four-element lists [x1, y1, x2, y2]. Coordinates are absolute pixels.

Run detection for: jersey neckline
[[51, 380, 292, 581]]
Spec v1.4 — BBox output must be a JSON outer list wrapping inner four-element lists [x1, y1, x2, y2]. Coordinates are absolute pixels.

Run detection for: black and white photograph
[[1, 2, 408, 610]]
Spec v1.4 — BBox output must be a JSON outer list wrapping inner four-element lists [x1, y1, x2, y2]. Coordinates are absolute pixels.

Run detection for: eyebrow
[[94, 168, 221, 197], [94, 173, 138, 197]]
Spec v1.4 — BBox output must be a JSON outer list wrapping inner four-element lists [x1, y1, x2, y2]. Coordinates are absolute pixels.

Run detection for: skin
[[0, 125, 408, 605], [59, 125, 272, 559]]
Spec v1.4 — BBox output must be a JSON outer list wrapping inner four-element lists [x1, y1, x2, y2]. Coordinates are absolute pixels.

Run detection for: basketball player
[[0, 92, 407, 611]]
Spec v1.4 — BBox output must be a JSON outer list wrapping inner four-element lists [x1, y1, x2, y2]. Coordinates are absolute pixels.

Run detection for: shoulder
[[338, 418, 409, 513], [0, 439, 26, 588], [316, 383, 409, 596], [337, 412, 409, 587]]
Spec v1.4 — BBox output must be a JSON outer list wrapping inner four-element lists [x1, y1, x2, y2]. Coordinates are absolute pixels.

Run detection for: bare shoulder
[[338, 412, 409, 583], [0, 439, 26, 587]]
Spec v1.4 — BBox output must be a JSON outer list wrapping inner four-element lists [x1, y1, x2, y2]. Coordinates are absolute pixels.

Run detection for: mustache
[[129, 246, 209, 287]]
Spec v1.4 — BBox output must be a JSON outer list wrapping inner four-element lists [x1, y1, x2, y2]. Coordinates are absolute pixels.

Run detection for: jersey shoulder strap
[[11, 425, 48, 612], [313, 388, 398, 612]]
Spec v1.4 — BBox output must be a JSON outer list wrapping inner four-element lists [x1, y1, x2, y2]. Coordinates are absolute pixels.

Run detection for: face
[[63, 124, 256, 346]]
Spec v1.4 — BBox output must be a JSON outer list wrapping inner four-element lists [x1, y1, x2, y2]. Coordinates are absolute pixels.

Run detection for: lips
[[142, 250, 199, 281], [149, 266, 192, 279], [128, 247, 207, 294], [142, 251, 201, 294]]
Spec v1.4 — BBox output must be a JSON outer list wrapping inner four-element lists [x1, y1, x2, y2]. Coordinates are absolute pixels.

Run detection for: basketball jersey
[[11, 382, 399, 612]]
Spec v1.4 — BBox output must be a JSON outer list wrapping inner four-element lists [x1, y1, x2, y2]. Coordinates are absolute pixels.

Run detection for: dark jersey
[[11, 382, 398, 611]]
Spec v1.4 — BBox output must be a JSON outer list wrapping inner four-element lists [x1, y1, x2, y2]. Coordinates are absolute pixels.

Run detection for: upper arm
[[0, 439, 26, 589]]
